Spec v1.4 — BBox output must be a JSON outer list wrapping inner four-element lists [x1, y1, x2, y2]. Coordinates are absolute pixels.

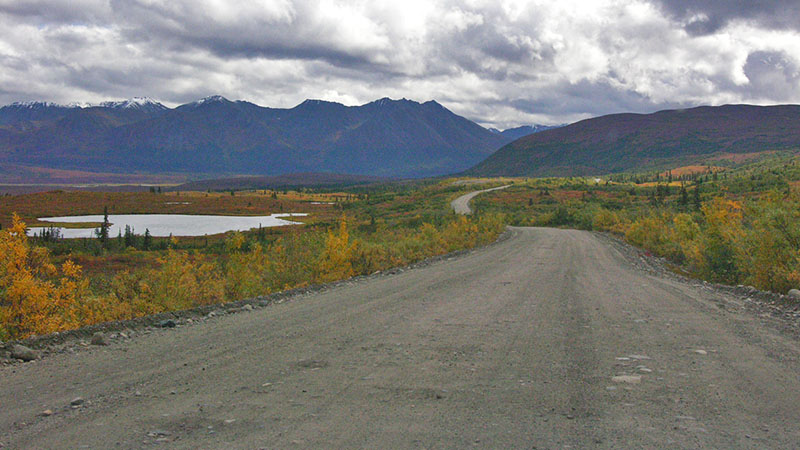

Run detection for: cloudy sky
[[1, 0, 799, 128]]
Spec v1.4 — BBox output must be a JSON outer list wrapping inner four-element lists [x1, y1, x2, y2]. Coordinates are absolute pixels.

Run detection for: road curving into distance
[[3, 227, 800, 448], [450, 184, 511, 214]]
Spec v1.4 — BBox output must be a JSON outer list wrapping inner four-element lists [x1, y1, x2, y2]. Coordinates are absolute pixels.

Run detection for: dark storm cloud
[[651, 0, 800, 34], [512, 80, 688, 118], [741, 51, 800, 101], [1, 1, 799, 127], [428, 14, 553, 81], [0, 0, 111, 24], [110, 0, 396, 71]]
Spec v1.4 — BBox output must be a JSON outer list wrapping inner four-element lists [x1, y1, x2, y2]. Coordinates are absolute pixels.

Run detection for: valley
[[5, 1, 800, 447], [5, 144, 800, 340], [4, 123, 800, 448]]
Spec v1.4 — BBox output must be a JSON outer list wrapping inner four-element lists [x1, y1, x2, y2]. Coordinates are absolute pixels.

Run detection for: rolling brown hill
[[467, 104, 800, 176]]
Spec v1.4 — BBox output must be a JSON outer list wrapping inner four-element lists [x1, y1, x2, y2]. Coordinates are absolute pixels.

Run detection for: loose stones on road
[[10, 344, 38, 361], [90, 332, 108, 346], [146, 430, 172, 443], [612, 375, 642, 384], [613, 354, 652, 385], [147, 430, 171, 438], [157, 319, 176, 328]]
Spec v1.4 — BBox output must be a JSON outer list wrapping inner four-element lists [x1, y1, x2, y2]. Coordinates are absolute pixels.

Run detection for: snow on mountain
[[191, 95, 230, 106], [7, 101, 73, 109], [5, 98, 167, 111], [65, 102, 93, 108], [0, 101, 79, 126], [99, 97, 167, 111]]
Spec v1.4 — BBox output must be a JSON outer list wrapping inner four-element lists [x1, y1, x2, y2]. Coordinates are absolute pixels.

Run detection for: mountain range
[[4, 98, 799, 182], [0, 96, 549, 180], [468, 104, 800, 177]]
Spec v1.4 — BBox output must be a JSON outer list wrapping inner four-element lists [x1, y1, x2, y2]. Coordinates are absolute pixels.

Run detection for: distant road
[[4, 227, 800, 448], [451, 184, 511, 214]]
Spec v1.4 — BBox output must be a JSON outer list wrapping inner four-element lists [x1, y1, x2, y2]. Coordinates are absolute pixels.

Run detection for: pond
[[27, 213, 308, 238]]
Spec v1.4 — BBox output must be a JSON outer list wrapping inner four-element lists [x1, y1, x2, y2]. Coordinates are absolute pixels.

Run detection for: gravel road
[[450, 185, 510, 214], [3, 227, 800, 448]]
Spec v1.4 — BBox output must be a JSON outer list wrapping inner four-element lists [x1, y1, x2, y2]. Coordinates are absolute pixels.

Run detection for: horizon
[[6, 95, 800, 130], [3, 95, 560, 128]]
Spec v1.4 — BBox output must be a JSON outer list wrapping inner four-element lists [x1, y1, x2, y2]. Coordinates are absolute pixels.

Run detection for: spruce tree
[[96, 206, 110, 249], [143, 228, 151, 250], [678, 184, 689, 207]]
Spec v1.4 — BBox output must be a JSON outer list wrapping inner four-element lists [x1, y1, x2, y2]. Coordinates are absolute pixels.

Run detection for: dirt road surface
[[450, 185, 510, 214], [3, 227, 800, 448]]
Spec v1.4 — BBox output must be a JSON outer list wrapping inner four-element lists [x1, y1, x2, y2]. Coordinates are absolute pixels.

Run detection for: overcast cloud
[[1, 0, 799, 128]]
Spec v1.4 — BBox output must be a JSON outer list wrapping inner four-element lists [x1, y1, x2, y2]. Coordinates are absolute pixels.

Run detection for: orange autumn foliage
[[1, 211, 505, 340], [0, 214, 106, 339]]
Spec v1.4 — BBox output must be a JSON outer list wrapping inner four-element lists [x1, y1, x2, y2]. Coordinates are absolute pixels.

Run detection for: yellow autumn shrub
[[694, 198, 744, 282], [625, 212, 670, 255], [139, 250, 224, 311], [352, 240, 403, 274], [0, 214, 120, 339], [225, 240, 270, 300], [592, 208, 623, 233], [736, 195, 800, 292], [1, 210, 507, 339], [316, 216, 356, 283], [441, 216, 479, 251]]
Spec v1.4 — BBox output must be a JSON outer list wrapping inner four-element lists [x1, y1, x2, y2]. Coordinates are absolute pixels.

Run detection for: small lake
[[27, 213, 308, 239]]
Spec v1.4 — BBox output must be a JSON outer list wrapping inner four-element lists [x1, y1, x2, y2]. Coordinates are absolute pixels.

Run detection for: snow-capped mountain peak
[[5, 98, 169, 111], [7, 101, 72, 109], [193, 95, 229, 105], [99, 97, 167, 111], [65, 101, 93, 108]]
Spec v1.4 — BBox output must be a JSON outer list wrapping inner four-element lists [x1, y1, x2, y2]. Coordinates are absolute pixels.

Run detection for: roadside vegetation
[[5, 151, 800, 340], [0, 184, 504, 340], [473, 152, 800, 296]]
